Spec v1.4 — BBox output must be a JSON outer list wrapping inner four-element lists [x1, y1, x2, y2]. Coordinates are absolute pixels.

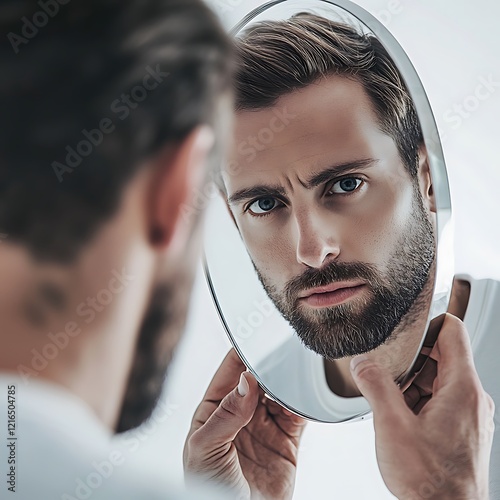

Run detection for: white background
[[120, 1, 500, 498]]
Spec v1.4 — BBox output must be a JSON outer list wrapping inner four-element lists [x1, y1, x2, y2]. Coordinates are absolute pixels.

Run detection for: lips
[[298, 281, 366, 308], [298, 281, 365, 299]]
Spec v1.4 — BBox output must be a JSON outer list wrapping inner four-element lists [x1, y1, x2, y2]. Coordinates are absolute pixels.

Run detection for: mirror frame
[[204, 0, 454, 422]]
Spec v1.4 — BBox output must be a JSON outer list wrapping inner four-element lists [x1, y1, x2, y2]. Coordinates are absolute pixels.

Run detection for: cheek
[[240, 220, 294, 285], [342, 184, 415, 264]]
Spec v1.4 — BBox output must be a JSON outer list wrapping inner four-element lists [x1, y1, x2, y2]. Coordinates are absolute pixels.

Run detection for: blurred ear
[[417, 145, 436, 213], [147, 126, 214, 254]]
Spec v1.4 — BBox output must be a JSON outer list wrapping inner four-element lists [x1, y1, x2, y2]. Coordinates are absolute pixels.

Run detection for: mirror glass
[[204, 0, 454, 422]]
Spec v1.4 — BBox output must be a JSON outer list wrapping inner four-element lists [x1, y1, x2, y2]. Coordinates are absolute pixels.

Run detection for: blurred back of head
[[0, 0, 232, 262]]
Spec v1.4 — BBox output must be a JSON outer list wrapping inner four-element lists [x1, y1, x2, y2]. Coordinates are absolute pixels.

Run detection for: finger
[[412, 395, 432, 415], [403, 357, 437, 411], [407, 314, 445, 377], [188, 372, 260, 453], [202, 348, 247, 402], [433, 313, 478, 384], [265, 399, 307, 440], [351, 356, 411, 421], [404, 314, 471, 409], [187, 349, 248, 437], [403, 383, 433, 414], [423, 314, 446, 349]]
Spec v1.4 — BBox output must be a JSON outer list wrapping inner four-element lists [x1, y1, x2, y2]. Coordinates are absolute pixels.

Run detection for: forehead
[[226, 75, 398, 189]]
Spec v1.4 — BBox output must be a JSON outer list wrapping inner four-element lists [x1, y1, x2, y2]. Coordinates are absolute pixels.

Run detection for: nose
[[294, 209, 341, 268]]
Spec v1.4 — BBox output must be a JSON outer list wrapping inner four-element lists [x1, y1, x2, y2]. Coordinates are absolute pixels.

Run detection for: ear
[[147, 126, 214, 254], [417, 145, 436, 213]]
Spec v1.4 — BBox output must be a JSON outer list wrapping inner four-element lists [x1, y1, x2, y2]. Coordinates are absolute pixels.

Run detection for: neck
[[0, 238, 152, 431], [324, 269, 436, 398]]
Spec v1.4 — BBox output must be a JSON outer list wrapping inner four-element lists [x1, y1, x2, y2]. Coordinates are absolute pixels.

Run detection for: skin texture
[[224, 75, 436, 396]]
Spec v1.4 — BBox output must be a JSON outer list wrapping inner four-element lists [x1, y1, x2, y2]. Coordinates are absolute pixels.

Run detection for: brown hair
[[234, 13, 423, 176]]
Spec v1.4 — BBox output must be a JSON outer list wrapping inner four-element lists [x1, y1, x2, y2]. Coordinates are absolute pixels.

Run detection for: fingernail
[[350, 355, 369, 375], [237, 372, 249, 397]]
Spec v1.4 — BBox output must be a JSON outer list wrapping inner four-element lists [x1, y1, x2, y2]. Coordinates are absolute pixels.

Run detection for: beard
[[254, 187, 436, 360], [114, 284, 184, 433], [115, 214, 202, 434]]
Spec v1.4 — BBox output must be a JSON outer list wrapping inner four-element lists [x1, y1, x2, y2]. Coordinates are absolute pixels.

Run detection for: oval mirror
[[204, 0, 454, 422]]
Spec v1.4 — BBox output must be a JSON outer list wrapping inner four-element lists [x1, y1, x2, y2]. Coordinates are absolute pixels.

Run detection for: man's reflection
[[220, 14, 436, 393]]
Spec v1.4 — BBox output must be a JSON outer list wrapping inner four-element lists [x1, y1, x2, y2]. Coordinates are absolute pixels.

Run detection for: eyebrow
[[305, 158, 379, 188], [227, 158, 378, 205], [228, 184, 287, 205]]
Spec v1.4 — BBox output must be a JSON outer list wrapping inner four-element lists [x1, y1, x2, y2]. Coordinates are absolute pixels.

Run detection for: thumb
[[351, 356, 410, 421], [190, 372, 259, 452]]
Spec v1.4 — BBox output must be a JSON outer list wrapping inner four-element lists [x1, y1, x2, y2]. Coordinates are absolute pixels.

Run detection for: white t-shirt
[[255, 276, 500, 497], [0, 374, 227, 500], [255, 330, 371, 422], [462, 277, 500, 499]]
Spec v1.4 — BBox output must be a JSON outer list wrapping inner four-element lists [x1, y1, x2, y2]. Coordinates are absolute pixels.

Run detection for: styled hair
[[234, 13, 422, 177], [0, 0, 232, 262]]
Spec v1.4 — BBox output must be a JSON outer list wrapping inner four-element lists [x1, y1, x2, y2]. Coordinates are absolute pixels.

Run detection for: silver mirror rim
[[205, 0, 454, 423]]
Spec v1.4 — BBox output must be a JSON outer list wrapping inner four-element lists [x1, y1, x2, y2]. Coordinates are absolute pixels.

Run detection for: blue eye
[[248, 197, 278, 215], [329, 177, 363, 194]]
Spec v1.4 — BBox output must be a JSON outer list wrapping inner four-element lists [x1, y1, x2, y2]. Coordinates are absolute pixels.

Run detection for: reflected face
[[224, 76, 435, 359]]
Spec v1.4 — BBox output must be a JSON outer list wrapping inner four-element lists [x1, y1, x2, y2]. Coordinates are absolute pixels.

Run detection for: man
[[218, 13, 437, 398], [0, 0, 232, 497], [186, 13, 500, 498], [0, 2, 494, 500]]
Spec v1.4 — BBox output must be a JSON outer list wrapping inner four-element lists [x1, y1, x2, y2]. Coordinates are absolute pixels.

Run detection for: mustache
[[284, 261, 383, 302]]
